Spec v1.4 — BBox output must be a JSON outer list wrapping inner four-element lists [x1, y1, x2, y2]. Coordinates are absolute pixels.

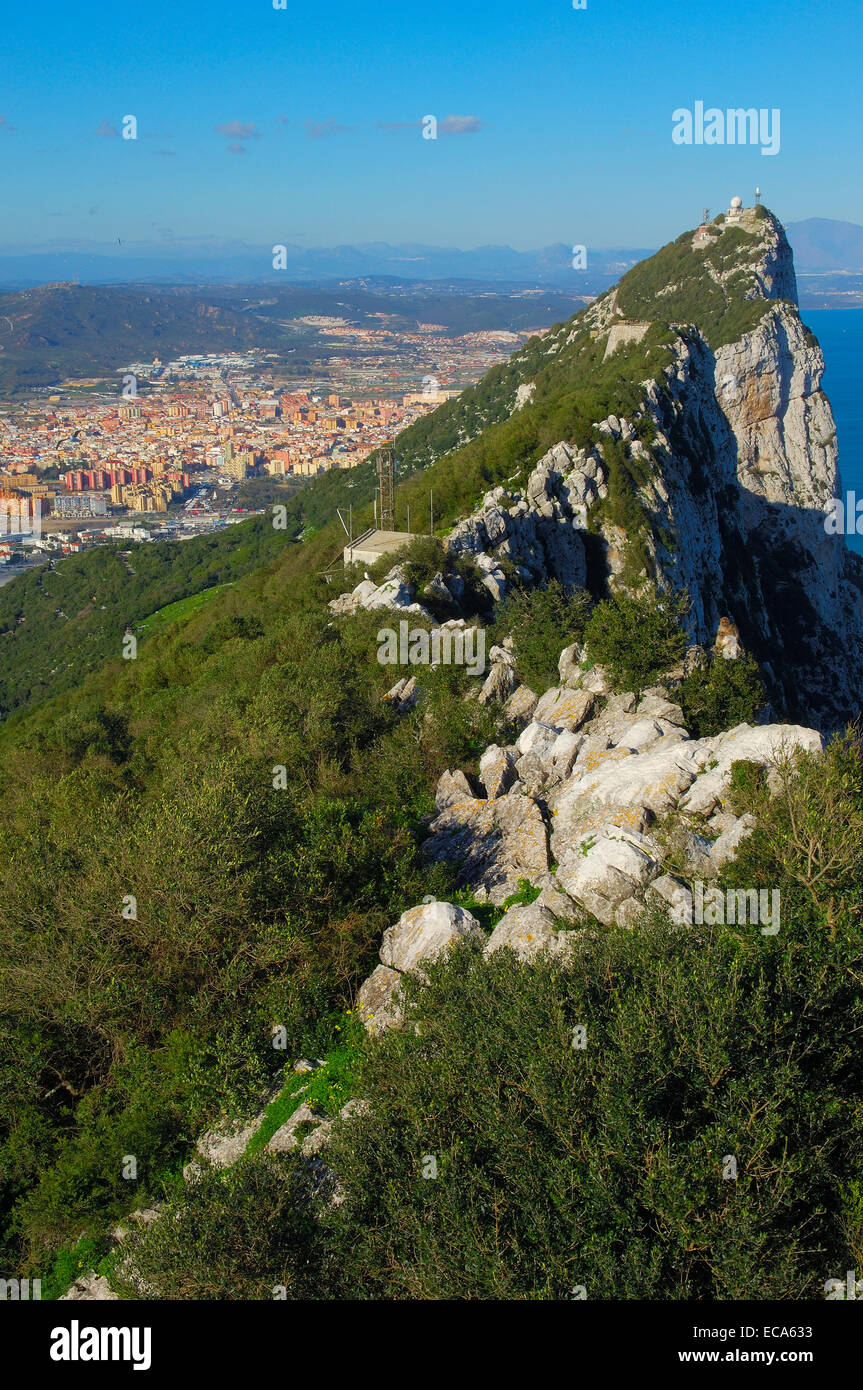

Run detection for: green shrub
[[322, 863, 863, 1299], [113, 1154, 339, 1301], [584, 588, 687, 693], [495, 582, 591, 692], [678, 652, 766, 738], [728, 759, 768, 814]]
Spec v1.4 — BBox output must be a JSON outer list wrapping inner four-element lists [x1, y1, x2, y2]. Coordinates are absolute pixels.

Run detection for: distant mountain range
[[0, 243, 652, 291], [0, 220, 861, 291], [784, 219, 863, 272]]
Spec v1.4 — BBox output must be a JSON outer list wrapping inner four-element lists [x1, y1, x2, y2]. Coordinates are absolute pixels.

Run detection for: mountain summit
[[381, 199, 859, 727]]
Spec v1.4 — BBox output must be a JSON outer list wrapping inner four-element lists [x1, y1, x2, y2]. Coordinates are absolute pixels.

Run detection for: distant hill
[[0, 281, 592, 395], [784, 218, 863, 271], [3, 224, 863, 292], [0, 284, 282, 393]]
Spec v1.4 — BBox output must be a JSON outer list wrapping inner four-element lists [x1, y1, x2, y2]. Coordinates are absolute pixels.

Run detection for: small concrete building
[[343, 527, 414, 567]]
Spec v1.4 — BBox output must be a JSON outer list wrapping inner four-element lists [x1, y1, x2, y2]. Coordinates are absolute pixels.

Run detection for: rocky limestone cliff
[[349, 206, 860, 729]]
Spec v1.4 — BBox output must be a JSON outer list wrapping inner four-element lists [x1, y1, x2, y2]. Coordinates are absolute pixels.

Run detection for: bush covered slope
[[2, 211, 860, 1300]]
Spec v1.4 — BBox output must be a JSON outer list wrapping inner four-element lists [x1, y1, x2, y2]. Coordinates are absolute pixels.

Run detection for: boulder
[[533, 686, 597, 732], [517, 719, 561, 759], [423, 790, 551, 903], [186, 1113, 267, 1177], [424, 571, 455, 604], [548, 729, 584, 780], [356, 964, 403, 1035], [484, 901, 559, 962], [380, 900, 485, 974], [646, 874, 694, 926], [580, 665, 613, 696], [479, 744, 518, 799], [382, 675, 419, 714], [513, 750, 550, 795], [680, 723, 823, 816], [612, 718, 667, 752], [711, 813, 757, 867], [434, 768, 477, 812], [535, 876, 582, 921], [60, 1273, 119, 1302], [479, 661, 517, 705], [558, 642, 584, 688], [505, 684, 539, 725], [267, 1102, 326, 1154], [557, 829, 659, 926], [549, 740, 703, 852]]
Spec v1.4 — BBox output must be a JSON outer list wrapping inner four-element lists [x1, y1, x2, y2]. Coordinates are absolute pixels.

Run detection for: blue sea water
[[800, 308, 863, 556]]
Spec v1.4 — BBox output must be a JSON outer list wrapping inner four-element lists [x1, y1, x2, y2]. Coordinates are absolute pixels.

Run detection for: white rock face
[[505, 684, 539, 725], [60, 1273, 119, 1301], [646, 874, 694, 926], [445, 441, 598, 593], [185, 1113, 267, 1179], [329, 567, 431, 619], [479, 744, 517, 799], [680, 723, 823, 816], [533, 686, 597, 731], [267, 1102, 325, 1155], [423, 789, 551, 903], [548, 739, 704, 848], [380, 901, 485, 974]]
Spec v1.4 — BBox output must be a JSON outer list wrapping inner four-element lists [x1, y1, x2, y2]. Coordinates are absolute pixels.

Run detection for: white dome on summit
[[730, 195, 743, 210]]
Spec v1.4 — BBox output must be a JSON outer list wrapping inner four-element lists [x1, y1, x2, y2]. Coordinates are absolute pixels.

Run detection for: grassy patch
[[136, 584, 233, 637], [245, 1019, 362, 1158], [41, 1233, 113, 1300]]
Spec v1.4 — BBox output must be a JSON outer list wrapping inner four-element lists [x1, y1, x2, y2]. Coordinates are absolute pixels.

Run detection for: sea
[[804, 307, 863, 555]]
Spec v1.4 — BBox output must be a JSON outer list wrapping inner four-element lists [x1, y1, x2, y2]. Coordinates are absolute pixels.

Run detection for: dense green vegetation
[[493, 581, 591, 692], [0, 548, 497, 1278], [135, 583, 233, 637], [112, 737, 863, 1299], [615, 222, 786, 349], [584, 589, 688, 695], [0, 521, 289, 719], [678, 651, 767, 739]]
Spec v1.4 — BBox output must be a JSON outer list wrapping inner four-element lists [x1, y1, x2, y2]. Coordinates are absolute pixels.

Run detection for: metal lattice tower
[[377, 445, 395, 528]]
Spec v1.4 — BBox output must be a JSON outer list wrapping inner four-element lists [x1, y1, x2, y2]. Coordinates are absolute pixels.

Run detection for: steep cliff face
[[429, 206, 862, 729]]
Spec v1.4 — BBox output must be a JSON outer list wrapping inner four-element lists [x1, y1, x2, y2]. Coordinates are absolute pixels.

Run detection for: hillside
[[0, 520, 289, 720], [2, 204, 863, 1302], [0, 285, 286, 393]]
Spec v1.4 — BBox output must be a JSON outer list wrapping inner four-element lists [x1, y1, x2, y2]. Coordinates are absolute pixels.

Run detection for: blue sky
[[1, 0, 860, 254]]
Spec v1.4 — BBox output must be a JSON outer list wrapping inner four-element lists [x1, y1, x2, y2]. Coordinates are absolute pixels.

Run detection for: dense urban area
[[0, 320, 542, 579]]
